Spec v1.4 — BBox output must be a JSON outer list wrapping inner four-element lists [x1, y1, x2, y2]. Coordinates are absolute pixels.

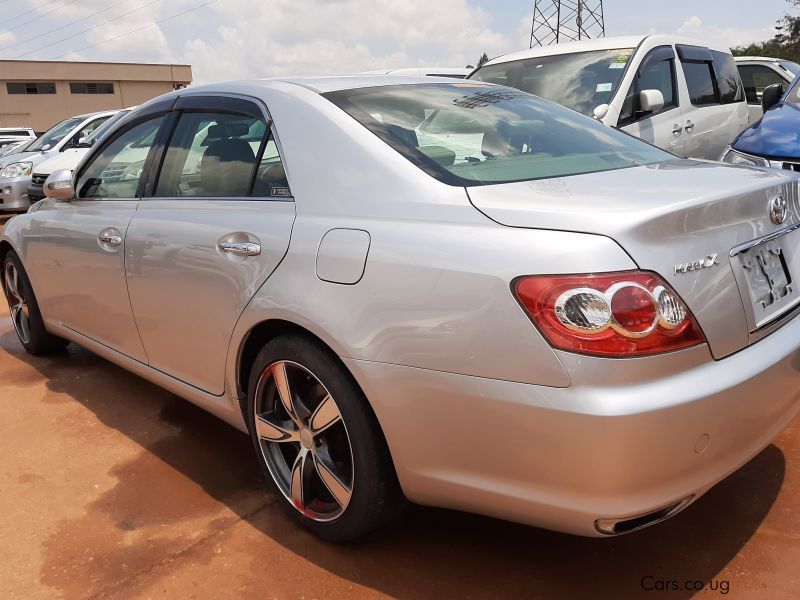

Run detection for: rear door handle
[[684, 120, 695, 132], [218, 241, 261, 256]]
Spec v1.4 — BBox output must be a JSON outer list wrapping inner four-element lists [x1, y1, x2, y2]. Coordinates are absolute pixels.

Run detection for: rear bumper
[[0, 177, 31, 212], [345, 311, 800, 536]]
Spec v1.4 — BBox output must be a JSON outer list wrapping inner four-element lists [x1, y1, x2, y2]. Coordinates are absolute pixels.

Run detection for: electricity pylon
[[530, 0, 606, 47]]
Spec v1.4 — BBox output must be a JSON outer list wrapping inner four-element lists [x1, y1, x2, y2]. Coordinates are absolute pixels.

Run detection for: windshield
[[470, 49, 634, 115], [325, 83, 672, 187], [786, 76, 800, 104], [80, 110, 131, 146], [27, 116, 84, 152], [779, 60, 800, 78]]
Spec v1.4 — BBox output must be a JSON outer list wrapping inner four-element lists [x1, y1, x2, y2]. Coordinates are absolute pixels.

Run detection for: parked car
[[0, 110, 118, 213], [361, 67, 470, 78], [721, 74, 800, 171], [27, 108, 137, 205], [0, 140, 32, 159], [735, 56, 799, 122], [3, 78, 800, 542], [469, 35, 749, 160], [0, 127, 36, 146]]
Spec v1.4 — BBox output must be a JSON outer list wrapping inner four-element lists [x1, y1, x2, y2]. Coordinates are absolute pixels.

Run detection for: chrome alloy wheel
[[3, 261, 31, 344], [254, 360, 354, 522]]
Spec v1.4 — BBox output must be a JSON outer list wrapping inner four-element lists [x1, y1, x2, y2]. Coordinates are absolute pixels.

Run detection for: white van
[[469, 35, 749, 160]]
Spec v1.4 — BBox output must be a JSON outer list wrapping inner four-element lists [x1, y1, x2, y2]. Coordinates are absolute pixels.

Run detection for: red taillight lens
[[514, 271, 706, 357]]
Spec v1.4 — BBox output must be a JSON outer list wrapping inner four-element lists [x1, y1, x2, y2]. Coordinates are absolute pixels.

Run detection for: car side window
[[76, 115, 166, 200], [682, 61, 718, 106], [738, 65, 786, 104], [710, 51, 744, 104], [251, 133, 292, 197], [619, 47, 678, 125], [155, 111, 270, 198]]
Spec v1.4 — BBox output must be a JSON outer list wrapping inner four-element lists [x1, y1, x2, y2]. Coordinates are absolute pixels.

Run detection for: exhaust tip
[[595, 496, 694, 535]]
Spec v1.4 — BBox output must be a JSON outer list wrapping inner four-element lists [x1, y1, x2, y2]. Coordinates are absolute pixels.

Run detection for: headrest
[[208, 122, 249, 139]]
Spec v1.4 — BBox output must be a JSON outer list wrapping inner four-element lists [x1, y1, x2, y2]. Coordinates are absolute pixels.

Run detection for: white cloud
[[677, 15, 774, 49]]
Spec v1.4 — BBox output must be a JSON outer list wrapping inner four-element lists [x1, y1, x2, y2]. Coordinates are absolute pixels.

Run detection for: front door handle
[[218, 241, 261, 256], [684, 120, 695, 133], [672, 124, 683, 136], [98, 233, 122, 246]]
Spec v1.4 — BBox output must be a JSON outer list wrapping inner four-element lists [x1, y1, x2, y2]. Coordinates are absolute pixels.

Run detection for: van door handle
[[672, 124, 683, 135], [218, 241, 261, 256], [684, 120, 695, 133]]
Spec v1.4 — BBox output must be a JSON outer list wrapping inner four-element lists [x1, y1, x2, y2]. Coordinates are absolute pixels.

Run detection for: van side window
[[676, 45, 730, 107], [738, 65, 786, 104], [710, 51, 744, 104], [619, 47, 678, 125]]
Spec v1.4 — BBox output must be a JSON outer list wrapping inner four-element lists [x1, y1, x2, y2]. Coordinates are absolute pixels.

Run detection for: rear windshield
[[786, 76, 800, 105], [325, 83, 672, 187], [469, 49, 634, 115]]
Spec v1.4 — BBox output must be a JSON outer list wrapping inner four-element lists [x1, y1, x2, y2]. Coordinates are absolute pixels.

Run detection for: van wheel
[[2, 251, 68, 355], [246, 334, 405, 542]]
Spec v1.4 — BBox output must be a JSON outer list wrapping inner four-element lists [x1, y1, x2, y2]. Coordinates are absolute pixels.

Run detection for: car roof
[[178, 75, 484, 95], [480, 34, 735, 68], [734, 56, 784, 63]]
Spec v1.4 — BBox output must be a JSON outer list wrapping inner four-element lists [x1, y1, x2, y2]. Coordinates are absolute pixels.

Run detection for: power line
[[51, 0, 220, 60], [0, 0, 154, 52], [1, 0, 79, 36], [3, 0, 64, 24], [12, 0, 165, 59]]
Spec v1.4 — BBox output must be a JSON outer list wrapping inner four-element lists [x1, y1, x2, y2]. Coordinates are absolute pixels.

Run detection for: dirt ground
[[2, 214, 800, 599]]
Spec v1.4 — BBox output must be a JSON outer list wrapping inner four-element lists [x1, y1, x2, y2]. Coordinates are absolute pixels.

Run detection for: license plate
[[738, 239, 799, 328]]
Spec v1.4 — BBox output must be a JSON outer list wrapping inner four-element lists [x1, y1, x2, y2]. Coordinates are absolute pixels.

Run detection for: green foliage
[[732, 0, 800, 62], [477, 52, 490, 68]]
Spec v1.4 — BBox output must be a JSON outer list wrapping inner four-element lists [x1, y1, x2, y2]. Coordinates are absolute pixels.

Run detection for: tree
[[732, 0, 800, 62], [477, 52, 490, 68]]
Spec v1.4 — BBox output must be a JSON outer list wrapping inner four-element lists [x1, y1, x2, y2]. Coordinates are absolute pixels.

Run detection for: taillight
[[514, 271, 705, 357]]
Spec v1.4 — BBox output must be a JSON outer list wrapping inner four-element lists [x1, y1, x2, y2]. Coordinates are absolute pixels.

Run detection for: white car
[[735, 56, 799, 123], [470, 35, 749, 160]]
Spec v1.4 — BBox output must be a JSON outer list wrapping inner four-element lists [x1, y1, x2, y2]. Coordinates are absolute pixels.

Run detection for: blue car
[[722, 74, 800, 172]]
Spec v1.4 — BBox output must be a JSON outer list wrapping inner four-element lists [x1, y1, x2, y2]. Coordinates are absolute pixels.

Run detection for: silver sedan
[[2, 77, 800, 542]]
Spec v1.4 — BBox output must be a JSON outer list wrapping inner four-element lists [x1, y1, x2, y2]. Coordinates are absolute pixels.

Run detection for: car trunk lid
[[467, 159, 800, 358]]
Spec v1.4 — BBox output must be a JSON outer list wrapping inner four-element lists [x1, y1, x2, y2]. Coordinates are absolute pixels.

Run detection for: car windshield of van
[[779, 61, 800, 77], [325, 83, 672, 187], [470, 49, 634, 115], [786, 76, 800, 104], [27, 117, 84, 152]]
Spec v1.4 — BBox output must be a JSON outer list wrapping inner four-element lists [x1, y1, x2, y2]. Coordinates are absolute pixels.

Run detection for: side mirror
[[40, 144, 51, 152], [761, 83, 785, 113], [43, 169, 75, 202], [593, 103, 610, 120], [639, 89, 665, 114]]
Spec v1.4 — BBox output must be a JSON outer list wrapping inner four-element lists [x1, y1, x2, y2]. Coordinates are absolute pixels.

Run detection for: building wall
[[0, 61, 192, 132]]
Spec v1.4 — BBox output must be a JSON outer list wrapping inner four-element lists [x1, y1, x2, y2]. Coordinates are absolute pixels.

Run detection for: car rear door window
[[155, 112, 272, 198], [677, 45, 720, 107], [710, 51, 744, 104], [76, 116, 166, 199]]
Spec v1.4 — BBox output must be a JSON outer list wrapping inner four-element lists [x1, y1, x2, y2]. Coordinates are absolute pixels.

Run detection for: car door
[[675, 45, 742, 160], [124, 95, 295, 395], [618, 46, 685, 156], [24, 107, 172, 362]]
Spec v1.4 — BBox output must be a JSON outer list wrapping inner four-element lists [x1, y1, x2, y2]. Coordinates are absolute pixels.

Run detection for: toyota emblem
[[769, 195, 787, 225]]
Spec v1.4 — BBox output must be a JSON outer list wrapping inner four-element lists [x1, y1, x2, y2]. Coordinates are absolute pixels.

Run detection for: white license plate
[[738, 238, 800, 328]]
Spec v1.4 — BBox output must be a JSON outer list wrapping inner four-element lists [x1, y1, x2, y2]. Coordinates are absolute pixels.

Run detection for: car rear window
[[325, 83, 672, 187]]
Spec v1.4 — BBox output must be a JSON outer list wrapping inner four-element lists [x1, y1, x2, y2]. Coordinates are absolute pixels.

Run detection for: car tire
[[2, 250, 69, 355], [247, 334, 405, 542]]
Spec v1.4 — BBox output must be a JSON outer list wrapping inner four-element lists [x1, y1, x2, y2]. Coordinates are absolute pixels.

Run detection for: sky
[[0, 0, 795, 84]]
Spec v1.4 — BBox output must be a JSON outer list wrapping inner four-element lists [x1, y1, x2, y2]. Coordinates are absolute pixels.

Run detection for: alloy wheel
[[3, 261, 31, 344], [254, 360, 354, 522]]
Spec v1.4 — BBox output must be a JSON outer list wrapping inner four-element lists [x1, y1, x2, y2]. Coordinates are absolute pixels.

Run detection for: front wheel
[[247, 335, 405, 542], [2, 250, 68, 355]]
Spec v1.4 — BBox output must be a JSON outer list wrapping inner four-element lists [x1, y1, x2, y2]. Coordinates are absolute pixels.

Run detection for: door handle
[[98, 233, 122, 246], [672, 124, 683, 135], [684, 120, 695, 132], [218, 241, 261, 256]]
